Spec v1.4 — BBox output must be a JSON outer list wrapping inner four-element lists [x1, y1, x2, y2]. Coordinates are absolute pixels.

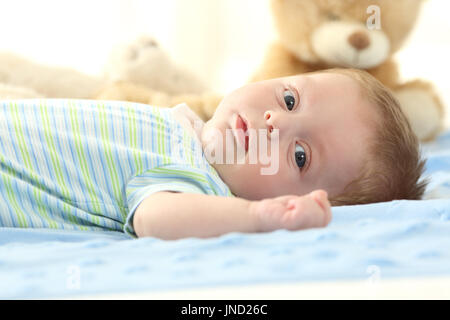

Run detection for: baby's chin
[[217, 172, 276, 201], [208, 163, 251, 198]]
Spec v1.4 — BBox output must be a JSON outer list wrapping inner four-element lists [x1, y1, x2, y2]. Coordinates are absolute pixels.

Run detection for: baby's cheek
[[229, 166, 268, 200], [249, 171, 289, 199]]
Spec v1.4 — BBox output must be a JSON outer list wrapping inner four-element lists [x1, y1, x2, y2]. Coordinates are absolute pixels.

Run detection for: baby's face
[[201, 72, 376, 200]]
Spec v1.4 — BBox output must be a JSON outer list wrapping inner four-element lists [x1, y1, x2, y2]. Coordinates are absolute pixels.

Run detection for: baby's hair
[[317, 68, 428, 205]]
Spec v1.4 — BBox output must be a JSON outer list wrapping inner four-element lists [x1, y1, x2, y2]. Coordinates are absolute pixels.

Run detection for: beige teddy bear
[[251, 0, 444, 142]]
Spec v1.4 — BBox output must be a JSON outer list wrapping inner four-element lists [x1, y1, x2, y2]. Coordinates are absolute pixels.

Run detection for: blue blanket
[[1, 130, 450, 299]]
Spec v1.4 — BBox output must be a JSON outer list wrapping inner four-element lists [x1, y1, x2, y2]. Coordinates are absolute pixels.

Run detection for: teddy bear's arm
[[95, 81, 159, 104], [367, 59, 445, 141], [250, 42, 313, 82], [394, 79, 445, 142], [95, 80, 221, 121], [167, 92, 223, 121]]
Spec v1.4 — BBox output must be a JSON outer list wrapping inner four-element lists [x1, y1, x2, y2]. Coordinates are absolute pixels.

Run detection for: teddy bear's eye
[[327, 12, 340, 21]]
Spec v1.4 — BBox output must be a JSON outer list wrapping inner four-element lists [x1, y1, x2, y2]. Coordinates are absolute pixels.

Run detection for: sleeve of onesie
[[123, 164, 217, 237]]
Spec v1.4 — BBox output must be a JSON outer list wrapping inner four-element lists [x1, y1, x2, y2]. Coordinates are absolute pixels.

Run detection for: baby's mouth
[[234, 114, 249, 152]]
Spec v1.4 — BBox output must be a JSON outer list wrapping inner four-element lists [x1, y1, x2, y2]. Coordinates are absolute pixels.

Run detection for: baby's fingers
[[286, 190, 332, 229], [310, 190, 332, 226]]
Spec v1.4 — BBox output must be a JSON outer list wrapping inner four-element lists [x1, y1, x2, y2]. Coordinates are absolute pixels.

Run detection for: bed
[[1, 127, 450, 299]]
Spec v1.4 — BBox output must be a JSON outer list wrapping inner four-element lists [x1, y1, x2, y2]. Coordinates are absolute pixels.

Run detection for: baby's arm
[[133, 190, 332, 240]]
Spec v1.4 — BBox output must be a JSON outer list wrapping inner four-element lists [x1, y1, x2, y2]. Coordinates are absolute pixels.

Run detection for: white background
[[0, 0, 449, 122]]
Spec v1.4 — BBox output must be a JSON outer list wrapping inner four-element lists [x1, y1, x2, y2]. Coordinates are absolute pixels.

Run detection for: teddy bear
[[95, 36, 221, 120], [0, 51, 104, 99], [0, 35, 209, 110], [250, 0, 444, 142], [101, 36, 207, 96]]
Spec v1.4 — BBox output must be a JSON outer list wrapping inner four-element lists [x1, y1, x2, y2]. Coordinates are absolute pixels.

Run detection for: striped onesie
[[0, 100, 232, 237]]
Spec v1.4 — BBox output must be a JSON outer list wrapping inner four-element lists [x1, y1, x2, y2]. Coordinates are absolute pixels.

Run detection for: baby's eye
[[294, 144, 307, 169], [284, 89, 296, 111]]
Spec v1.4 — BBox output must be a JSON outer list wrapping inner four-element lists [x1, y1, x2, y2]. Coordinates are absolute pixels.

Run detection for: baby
[[0, 68, 427, 240]]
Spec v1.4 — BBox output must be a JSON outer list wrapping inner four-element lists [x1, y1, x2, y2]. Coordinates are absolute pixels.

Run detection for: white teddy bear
[[0, 51, 103, 99], [0, 35, 207, 100], [103, 36, 207, 95]]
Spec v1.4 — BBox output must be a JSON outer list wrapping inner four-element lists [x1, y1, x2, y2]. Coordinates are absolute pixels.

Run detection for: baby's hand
[[250, 190, 332, 232]]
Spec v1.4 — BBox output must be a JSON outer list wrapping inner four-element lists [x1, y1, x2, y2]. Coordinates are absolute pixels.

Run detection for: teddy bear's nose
[[348, 31, 370, 50]]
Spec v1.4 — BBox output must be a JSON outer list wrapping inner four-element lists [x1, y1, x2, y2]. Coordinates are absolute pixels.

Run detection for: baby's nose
[[264, 109, 293, 139], [264, 111, 274, 133]]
